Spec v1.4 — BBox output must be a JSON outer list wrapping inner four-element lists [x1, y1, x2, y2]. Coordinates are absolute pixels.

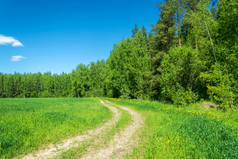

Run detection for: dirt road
[[81, 100, 143, 159], [22, 100, 143, 159]]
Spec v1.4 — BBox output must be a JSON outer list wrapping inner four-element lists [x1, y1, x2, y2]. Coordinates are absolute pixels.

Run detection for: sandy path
[[81, 100, 144, 159], [22, 100, 121, 159]]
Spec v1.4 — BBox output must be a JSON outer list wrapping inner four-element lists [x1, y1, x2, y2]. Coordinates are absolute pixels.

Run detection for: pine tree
[[217, 0, 238, 78], [173, 0, 186, 47], [132, 24, 139, 37], [8, 75, 15, 98], [15, 73, 22, 97], [0, 73, 4, 98], [147, 0, 176, 99], [141, 24, 147, 38]]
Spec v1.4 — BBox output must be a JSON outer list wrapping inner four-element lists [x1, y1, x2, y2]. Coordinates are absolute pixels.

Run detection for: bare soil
[[202, 102, 217, 109], [21, 100, 143, 159], [81, 100, 144, 159], [22, 100, 121, 159]]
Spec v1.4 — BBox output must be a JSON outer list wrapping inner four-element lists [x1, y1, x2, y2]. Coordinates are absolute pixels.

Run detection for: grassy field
[[0, 98, 111, 158], [1, 98, 238, 158], [60, 103, 132, 158], [108, 98, 238, 159]]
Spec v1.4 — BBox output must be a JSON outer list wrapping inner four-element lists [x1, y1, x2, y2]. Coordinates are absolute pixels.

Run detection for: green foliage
[[216, 0, 238, 81], [182, 0, 218, 62], [88, 60, 107, 97], [217, 0, 238, 48], [161, 46, 202, 105], [200, 63, 237, 110], [1, 0, 238, 110], [106, 31, 151, 99], [172, 88, 198, 106], [132, 24, 139, 37], [152, 0, 176, 53], [0, 61, 107, 98], [1, 1, 238, 158]]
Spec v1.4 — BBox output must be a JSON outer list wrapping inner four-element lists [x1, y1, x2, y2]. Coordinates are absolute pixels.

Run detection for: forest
[[0, 0, 237, 110]]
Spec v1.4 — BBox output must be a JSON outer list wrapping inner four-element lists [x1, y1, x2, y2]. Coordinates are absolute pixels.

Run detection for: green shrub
[[172, 88, 198, 105], [161, 46, 203, 105], [200, 63, 237, 110]]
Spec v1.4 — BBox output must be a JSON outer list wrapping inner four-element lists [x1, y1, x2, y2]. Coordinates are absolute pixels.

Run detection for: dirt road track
[[22, 100, 143, 159], [81, 100, 143, 159], [22, 100, 121, 159]]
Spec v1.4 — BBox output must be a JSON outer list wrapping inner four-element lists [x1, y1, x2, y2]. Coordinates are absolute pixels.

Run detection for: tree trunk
[[177, 7, 181, 47], [194, 7, 198, 52], [203, 14, 217, 63]]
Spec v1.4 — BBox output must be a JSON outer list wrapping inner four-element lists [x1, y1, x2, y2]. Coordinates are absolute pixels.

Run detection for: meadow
[[0, 98, 111, 158], [108, 98, 238, 158], [0, 98, 238, 158], [59, 101, 132, 158]]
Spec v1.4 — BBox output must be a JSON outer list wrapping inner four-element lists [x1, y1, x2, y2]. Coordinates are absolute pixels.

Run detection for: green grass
[[1, 98, 238, 158], [59, 102, 132, 159], [108, 99, 238, 159], [0, 98, 111, 158]]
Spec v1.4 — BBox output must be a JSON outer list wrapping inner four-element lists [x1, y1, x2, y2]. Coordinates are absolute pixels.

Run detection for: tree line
[[1, 0, 237, 110]]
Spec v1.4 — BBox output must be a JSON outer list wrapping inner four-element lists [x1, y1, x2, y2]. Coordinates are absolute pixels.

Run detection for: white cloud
[[0, 35, 23, 47], [11, 56, 25, 62]]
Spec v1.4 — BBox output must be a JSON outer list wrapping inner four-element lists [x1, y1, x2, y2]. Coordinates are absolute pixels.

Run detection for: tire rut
[[81, 100, 144, 159], [22, 100, 121, 159]]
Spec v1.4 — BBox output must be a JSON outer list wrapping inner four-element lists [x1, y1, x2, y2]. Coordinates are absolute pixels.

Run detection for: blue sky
[[0, 0, 160, 74]]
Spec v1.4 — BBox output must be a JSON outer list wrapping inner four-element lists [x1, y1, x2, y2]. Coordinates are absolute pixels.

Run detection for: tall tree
[[132, 24, 139, 37], [147, 0, 176, 99], [161, 46, 203, 105], [173, 0, 186, 47], [217, 0, 238, 79], [0, 73, 4, 98], [8, 75, 15, 98], [15, 73, 22, 97], [141, 24, 147, 38], [106, 31, 150, 99]]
